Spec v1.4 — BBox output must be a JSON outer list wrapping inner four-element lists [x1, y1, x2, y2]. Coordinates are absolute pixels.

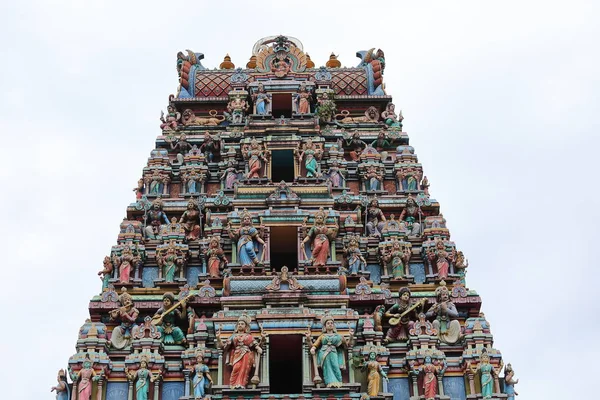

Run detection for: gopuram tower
[[56, 36, 518, 400]]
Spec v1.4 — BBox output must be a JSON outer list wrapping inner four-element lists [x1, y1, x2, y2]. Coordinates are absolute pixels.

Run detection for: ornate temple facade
[[56, 36, 518, 400]]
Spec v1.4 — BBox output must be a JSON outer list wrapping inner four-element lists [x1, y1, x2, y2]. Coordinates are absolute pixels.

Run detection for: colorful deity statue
[[227, 95, 249, 124], [147, 169, 167, 195], [420, 355, 445, 400], [370, 130, 393, 161], [298, 138, 322, 178], [199, 131, 223, 162], [125, 357, 161, 400], [71, 354, 98, 400], [169, 133, 193, 164], [297, 83, 312, 114], [253, 83, 269, 115], [453, 249, 469, 284], [220, 161, 241, 189], [384, 288, 420, 343], [189, 352, 213, 398], [205, 235, 228, 277], [109, 290, 139, 349], [157, 242, 184, 283], [242, 138, 269, 179], [421, 175, 430, 196], [307, 313, 353, 388], [112, 246, 141, 284], [366, 198, 386, 238], [365, 164, 384, 191], [426, 282, 462, 344], [152, 292, 187, 345], [217, 313, 264, 389], [399, 195, 422, 236], [342, 235, 366, 275], [179, 199, 202, 241], [145, 198, 170, 240], [316, 92, 336, 123], [384, 239, 412, 279], [227, 209, 266, 269], [381, 102, 403, 128], [133, 178, 145, 199], [301, 208, 339, 268], [468, 350, 503, 399], [362, 351, 388, 397], [503, 363, 519, 400], [326, 160, 344, 188], [98, 256, 113, 290], [182, 169, 205, 194], [50, 369, 70, 400], [344, 130, 366, 161], [428, 240, 454, 280], [160, 104, 181, 131]]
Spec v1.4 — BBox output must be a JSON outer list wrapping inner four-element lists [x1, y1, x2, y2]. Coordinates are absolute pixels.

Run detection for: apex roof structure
[[57, 35, 517, 400]]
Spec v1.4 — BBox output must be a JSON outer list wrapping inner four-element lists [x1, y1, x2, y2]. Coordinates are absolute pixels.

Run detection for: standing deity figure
[[384, 239, 412, 279], [428, 241, 454, 280], [126, 357, 160, 400], [50, 369, 70, 400], [199, 131, 222, 162], [253, 83, 269, 115], [145, 198, 170, 240], [205, 236, 228, 277], [426, 282, 462, 344], [220, 161, 241, 190], [160, 104, 181, 131], [152, 292, 187, 345], [179, 199, 202, 241], [365, 165, 384, 191], [109, 290, 139, 349], [301, 208, 339, 268], [381, 102, 403, 128], [298, 138, 322, 178], [453, 249, 469, 285], [399, 196, 422, 236], [133, 178, 145, 199], [362, 351, 388, 397], [157, 243, 183, 283], [182, 169, 204, 194], [397, 167, 421, 192], [344, 130, 366, 161], [316, 92, 336, 123], [366, 198, 386, 238], [112, 246, 140, 284], [468, 350, 503, 399], [98, 256, 113, 290], [370, 130, 393, 161], [421, 175, 430, 196], [384, 288, 420, 343], [190, 352, 213, 398], [326, 160, 344, 188], [169, 133, 193, 165], [306, 313, 353, 388], [147, 170, 167, 195], [242, 139, 269, 179], [227, 209, 266, 268], [297, 83, 312, 114], [503, 363, 519, 400], [343, 235, 366, 275], [420, 355, 444, 400], [217, 314, 264, 389], [71, 354, 97, 400], [227, 95, 249, 124]]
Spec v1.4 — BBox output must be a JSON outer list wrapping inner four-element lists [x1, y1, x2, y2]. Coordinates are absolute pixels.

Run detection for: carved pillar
[[438, 375, 444, 396], [382, 367, 389, 393], [96, 376, 104, 400], [153, 379, 160, 400], [127, 380, 133, 400], [411, 374, 419, 398], [217, 349, 224, 386], [348, 347, 354, 383], [302, 336, 311, 387], [427, 256, 434, 276], [183, 369, 191, 396], [261, 337, 270, 387], [494, 374, 501, 394], [467, 372, 476, 396], [72, 383, 78, 400]]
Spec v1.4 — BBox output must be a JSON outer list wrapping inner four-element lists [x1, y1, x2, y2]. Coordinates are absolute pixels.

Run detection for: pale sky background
[[0, 1, 598, 399]]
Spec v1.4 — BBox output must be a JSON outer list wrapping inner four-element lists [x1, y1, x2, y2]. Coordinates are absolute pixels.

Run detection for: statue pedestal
[[220, 387, 264, 396], [370, 394, 394, 400], [466, 395, 508, 400], [310, 383, 361, 396]]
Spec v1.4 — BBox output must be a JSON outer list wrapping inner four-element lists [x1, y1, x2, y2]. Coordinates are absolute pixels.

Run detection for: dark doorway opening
[[269, 335, 303, 394], [271, 150, 295, 182], [272, 93, 293, 118], [269, 226, 298, 272]]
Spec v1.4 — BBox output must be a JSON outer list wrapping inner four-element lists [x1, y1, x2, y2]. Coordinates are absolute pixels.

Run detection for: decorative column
[[302, 337, 311, 387], [72, 383, 78, 400], [261, 336, 270, 387], [411, 374, 419, 398], [494, 373, 501, 394], [467, 372, 476, 396], [96, 376, 104, 400], [183, 369, 191, 396], [437, 375, 445, 397], [127, 380, 134, 400], [153, 378, 160, 400], [217, 349, 223, 385], [348, 347, 355, 383], [382, 367, 389, 393]]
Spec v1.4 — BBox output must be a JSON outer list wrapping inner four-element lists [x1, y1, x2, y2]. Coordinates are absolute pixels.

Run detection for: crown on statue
[[237, 313, 252, 326], [119, 287, 133, 305], [320, 311, 335, 326], [239, 208, 252, 221], [314, 207, 327, 221]]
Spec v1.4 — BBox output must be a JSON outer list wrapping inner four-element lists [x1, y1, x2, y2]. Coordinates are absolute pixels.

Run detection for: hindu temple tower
[[56, 35, 518, 400]]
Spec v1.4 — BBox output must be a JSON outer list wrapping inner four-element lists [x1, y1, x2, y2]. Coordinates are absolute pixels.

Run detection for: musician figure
[[152, 292, 187, 345], [383, 287, 422, 343]]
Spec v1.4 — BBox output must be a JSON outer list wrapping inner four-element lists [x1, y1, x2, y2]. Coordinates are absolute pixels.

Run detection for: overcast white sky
[[0, 1, 598, 399]]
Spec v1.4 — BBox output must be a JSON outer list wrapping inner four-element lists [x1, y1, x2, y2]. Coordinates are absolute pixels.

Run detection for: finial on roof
[[220, 54, 235, 69], [306, 53, 315, 68], [246, 55, 257, 69], [326, 53, 341, 68]]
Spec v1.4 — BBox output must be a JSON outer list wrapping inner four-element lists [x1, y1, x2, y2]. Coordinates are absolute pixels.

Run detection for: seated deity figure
[[179, 199, 201, 241], [109, 290, 139, 349], [366, 198, 386, 238], [399, 195, 422, 236], [370, 130, 393, 161], [425, 282, 462, 344], [381, 102, 403, 128], [152, 292, 187, 345], [383, 288, 420, 343], [160, 104, 181, 131], [145, 198, 170, 240], [199, 131, 222, 162], [169, 134, 193, 165]]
